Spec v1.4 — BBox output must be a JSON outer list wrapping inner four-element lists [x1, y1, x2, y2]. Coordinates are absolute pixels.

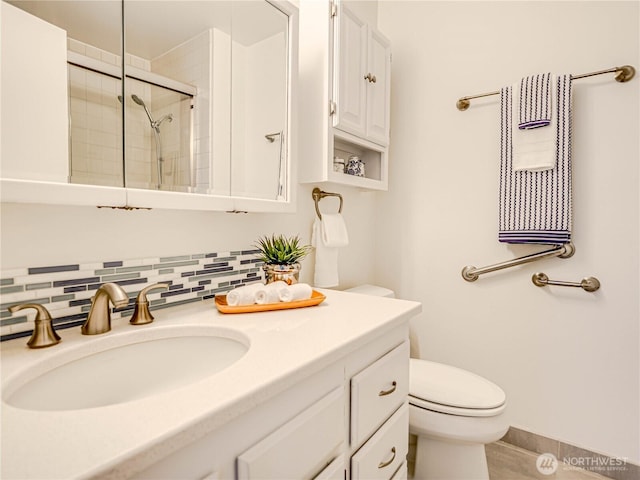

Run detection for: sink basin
[[3, 326, 249, 411]]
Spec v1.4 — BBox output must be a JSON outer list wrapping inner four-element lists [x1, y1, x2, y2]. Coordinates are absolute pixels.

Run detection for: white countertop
[[1, 289, 421, 479]]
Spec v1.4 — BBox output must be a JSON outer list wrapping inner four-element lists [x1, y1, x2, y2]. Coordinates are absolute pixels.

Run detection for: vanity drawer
[[390, 462, 407, 480], [350, 341, 409, 447], [237, 387, 344, 479], [313, 455, 345, 480], [351, 403, 409, 480]]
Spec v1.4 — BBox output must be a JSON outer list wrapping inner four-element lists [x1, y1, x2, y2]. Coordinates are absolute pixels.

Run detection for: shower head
[[131, 94, 155, 127], [131, 94, 146, 107], [131, 95, 173, 131]]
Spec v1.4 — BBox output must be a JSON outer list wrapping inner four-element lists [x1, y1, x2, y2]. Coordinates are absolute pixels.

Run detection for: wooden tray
[[215, 290, 326, 314]]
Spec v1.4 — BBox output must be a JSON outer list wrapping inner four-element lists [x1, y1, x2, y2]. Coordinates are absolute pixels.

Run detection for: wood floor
[[487, 441, 609, 480]]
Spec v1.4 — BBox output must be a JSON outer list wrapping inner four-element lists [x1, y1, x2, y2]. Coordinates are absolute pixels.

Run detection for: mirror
[[230, 1, 289, 201], [2, 0, 123, 186], [124, 1, 231, 195], [1, 0, 294, 206]]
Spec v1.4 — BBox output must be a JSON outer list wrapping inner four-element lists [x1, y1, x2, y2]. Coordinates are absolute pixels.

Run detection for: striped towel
[[518, 73, 552, 129], [499, 74, 572, 244]]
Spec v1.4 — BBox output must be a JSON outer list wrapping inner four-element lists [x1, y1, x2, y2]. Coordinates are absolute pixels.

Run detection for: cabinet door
[[1, 2, 69, 183], [334, 3, 367, 137], [365, 26, 391, 146], [237, 387, 344, 479]]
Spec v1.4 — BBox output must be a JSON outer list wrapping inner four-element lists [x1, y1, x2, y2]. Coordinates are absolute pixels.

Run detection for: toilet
[[345, 285, 509, 480]]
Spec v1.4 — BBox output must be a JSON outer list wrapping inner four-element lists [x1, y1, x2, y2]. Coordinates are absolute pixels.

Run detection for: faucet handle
[[9, 303, 61, 348], [130, 283, 169, 325]]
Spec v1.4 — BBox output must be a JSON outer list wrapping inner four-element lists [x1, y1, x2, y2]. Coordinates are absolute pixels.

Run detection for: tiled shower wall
[[68, 38, 123, 187], [152, 29, 213, 193], [0, 249, 264, 342]]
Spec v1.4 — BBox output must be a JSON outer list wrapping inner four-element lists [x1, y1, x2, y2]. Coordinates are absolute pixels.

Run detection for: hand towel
[[278, 283, 313, 302], [321, 213, 349, 247], [312, 218, 340, 288], [498, 74, 572, 244], [518, 73, 552, 129], [255, 281, 287, 305], [226, 282, 262, 306], [512, 74, 556, 172]]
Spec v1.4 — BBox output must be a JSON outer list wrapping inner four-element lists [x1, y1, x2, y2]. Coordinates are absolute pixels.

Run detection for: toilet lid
[[410, 359, 506, 413]]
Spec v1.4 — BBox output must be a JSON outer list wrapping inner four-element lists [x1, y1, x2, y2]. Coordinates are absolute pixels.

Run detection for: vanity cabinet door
[[351, 404, 409, 480], [350, 341, 409, 448], [237, 387, 345, 479]]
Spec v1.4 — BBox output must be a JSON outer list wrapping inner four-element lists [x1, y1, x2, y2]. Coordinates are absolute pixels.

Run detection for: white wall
[[0, 182, 378, 288], [377, 0, 639, 463]]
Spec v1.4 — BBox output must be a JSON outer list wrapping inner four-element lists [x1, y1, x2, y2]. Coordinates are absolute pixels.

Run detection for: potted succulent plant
[[254, 234, 311, 284]]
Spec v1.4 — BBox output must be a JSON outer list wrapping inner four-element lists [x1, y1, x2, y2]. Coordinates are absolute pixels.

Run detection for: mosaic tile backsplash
[[0, 249, 264, 342]]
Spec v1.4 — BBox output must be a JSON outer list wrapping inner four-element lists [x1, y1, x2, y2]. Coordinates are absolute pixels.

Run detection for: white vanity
[[0, 289, 420, 479]]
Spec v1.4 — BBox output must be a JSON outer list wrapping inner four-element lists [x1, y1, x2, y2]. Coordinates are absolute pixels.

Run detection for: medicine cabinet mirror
[[1, 0, 296, 210]]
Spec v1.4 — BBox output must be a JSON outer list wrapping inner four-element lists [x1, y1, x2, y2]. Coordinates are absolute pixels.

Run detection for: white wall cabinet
[[0, 1, 298, 214], [0, 2, 70, 185], [333, 4, 391, 147], [131, 328, 410, 480], [299, 0, 391, 191]]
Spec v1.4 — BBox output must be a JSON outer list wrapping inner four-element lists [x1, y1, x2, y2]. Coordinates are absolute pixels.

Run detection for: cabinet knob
[[364, 73, 377, 83]]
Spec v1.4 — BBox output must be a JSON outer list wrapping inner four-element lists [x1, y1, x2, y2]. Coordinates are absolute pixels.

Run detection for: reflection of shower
[[131, 94, 173, 189], [265, 131, 285, 200]]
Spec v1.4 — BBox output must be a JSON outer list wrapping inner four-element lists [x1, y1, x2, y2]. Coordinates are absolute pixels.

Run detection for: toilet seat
[[409, 359, 506, 417]]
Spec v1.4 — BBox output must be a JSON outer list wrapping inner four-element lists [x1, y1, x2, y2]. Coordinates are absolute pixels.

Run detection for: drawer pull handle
[[378, 381, 397, 397], [378, 447, 396, 469]]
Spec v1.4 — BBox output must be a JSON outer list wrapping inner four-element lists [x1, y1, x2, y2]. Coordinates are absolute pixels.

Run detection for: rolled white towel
[[226, 283, 262, 306], [279, 283, 313, 303], [255, 281, 287, 305]]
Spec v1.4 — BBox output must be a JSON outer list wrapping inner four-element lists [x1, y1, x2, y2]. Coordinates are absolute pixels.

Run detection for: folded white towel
[[512, 75, 557, 172], [312, 218, 339, 288], [255, 281, 287, 305], [321, 213, 349, 247], [279, 283, 313, 302], [226, 283, 262, 306]]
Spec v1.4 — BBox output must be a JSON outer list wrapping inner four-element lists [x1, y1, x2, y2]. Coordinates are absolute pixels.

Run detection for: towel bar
[[532, 272, 600, 292], [462, 243, 575, 281], [456, 64, 636, 110], [312, 187, 343, 220]]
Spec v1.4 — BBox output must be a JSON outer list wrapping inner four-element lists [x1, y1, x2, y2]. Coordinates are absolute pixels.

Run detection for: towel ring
[[312, 187, 343, 220]]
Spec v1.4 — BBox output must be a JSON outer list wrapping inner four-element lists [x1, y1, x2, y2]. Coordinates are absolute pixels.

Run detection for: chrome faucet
[[81, 283, 130, 335]]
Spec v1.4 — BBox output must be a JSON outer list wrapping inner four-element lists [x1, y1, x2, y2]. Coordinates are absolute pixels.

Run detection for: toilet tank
[[345, 284, 395, 298], [345, 285, 420, 357]]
